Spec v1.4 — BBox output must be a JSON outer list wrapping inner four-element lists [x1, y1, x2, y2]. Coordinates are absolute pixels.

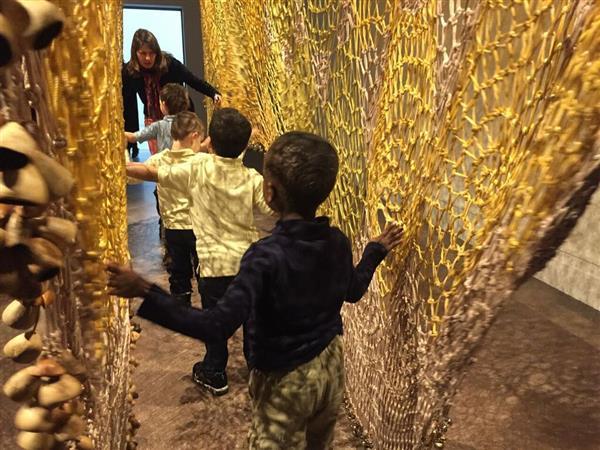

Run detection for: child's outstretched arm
[[346, 222, 403, 302], [124, 132, 137, 143], [106, 243, 270, 342], [132, 122, 160, 144], [107, 262, 153, 297], [126, 163, 159, 182]]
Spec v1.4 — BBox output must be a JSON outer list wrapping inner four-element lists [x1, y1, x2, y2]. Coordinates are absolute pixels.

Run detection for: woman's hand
[[213, 94, 222, 106], [107, 262, 152, 298], [374, 222, 404, 252]]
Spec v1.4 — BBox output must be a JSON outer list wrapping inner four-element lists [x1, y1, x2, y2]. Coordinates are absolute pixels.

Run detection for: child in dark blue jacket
[[108, 131, 402, 449]]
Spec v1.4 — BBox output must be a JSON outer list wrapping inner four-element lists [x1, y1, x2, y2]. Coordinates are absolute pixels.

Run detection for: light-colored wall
[[536, 188, 600, 310], [124, 0, 210, 124]]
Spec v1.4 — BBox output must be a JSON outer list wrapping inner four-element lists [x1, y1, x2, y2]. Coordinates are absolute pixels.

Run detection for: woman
[[123, 28, 221, 157]]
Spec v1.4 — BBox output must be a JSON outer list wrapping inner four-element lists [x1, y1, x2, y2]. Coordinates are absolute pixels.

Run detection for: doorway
[[123, 6, 184, 156]]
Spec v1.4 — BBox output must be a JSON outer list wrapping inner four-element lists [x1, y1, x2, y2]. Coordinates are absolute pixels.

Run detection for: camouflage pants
[[248, 336, 344, 449]]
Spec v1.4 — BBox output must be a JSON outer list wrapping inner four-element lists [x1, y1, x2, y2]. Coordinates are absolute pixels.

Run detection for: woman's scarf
[[143, 72, 163, 121]]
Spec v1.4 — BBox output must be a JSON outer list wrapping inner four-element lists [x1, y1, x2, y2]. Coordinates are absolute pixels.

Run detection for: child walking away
[[125, 83, 190, 268], [108, 131, 403, 448], [125, 83, 190, 155], [126, 112, 205, 306], [121, 107, 275, 396]]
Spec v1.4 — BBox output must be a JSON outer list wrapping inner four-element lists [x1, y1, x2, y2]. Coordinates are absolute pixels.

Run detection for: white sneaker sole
[[193, 372, 229, 396]]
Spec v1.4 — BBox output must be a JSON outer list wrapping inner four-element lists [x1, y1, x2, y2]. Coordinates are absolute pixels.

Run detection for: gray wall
[[124, 0, 210, 123], [536, 188, 600, 310]]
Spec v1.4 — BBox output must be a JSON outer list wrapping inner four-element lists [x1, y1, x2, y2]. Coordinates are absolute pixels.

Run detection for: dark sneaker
[[192, 362, 229, 396]]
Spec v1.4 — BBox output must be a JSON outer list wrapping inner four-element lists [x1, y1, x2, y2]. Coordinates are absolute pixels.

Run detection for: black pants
[[198, 276, 235, 373], [164, 229, 199, 298], [154, 188, 164, 240], [128, 142, 138, 159]]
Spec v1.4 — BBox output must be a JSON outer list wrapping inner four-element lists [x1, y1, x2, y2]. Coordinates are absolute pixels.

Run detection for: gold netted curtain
[[200, 0, 600, 448], [0, 1, 132, 448]]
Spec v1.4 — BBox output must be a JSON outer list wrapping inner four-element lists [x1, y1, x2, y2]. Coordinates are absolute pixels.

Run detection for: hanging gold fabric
[[199, 1, 600, 447]]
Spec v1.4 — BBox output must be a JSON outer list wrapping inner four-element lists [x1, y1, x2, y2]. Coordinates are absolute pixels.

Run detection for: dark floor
[[0, 170, 598, 449]]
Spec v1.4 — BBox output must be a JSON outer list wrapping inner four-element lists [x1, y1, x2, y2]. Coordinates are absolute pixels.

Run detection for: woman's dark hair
[[265, 132, 339, 217], [126, 29, 168, 76], [171, 111, 205, 141], [208, 108, 252, 158]]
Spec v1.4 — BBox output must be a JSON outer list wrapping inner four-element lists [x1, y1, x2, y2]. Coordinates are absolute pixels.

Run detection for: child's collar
[[211, 153, 244, 164]]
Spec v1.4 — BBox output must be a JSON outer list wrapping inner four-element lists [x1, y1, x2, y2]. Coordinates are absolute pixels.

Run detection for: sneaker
[[192, 362, 229, 396]]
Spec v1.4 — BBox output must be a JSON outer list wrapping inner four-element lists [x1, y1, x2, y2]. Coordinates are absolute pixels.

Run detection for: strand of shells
[[0, 3, 93, 449], [1, 1, 133, 449]]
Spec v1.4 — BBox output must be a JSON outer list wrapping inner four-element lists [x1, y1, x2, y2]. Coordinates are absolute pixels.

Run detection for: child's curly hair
[[265, 132, 339, 217]]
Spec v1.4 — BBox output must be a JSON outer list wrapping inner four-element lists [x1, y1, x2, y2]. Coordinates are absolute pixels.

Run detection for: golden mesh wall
[[0, 1, 133, 448], [200, 1, 600, 448], [43, 1, 133, 447]]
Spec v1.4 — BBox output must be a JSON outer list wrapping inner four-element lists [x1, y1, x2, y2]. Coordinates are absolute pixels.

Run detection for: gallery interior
[[0, 1, 598, 449]]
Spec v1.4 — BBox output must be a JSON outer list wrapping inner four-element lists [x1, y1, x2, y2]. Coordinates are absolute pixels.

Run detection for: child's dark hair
[[208, 108, 252, 158], [265, 132, 339, 218], [171, 112, 204, 141], [160, 84, 189, 115]]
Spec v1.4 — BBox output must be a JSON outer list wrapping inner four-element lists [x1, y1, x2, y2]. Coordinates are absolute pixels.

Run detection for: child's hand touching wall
[[374, 223, 403, 252], [107, 263, 152, 298]]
